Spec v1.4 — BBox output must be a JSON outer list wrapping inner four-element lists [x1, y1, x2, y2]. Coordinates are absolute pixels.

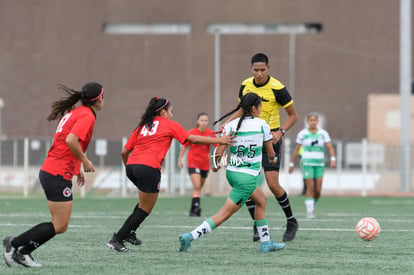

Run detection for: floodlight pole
[[214, 30, 221, 132], [0, 98, 4, 167], [399, 0, 412, 192], [213, 30, 222, 193], [289, 32, 296, 97]]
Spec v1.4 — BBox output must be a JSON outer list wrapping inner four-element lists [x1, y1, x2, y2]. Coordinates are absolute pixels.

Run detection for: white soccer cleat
[[3, 236, 16, 267], [12, 251, 42, 268]]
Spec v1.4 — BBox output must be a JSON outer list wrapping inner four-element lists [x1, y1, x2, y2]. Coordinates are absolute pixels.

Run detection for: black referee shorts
[[39, 170, 73, 202], [126, 164, 161, 193], [262, 137, 282, 172]]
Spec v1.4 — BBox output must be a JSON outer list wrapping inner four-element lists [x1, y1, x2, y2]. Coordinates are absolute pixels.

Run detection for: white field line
[[0, 212, 414, 223], [1, 223, 413, 233], [1, 212, 414, 218], [371, 200, 414, 205]]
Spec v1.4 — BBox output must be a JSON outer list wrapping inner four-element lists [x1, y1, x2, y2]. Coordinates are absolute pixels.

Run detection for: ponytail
[[47, 84, 82, 121], [236, 113, 246, 133], [213, 104, 241, 126], [214, 93, 266, 134], [136, 97, 170, 134], [47, 82, 103, 121]]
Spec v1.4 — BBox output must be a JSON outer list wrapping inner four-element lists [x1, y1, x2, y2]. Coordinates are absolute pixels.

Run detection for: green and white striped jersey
[[223, 116, 272, 176], [296, 128, 331, 166]]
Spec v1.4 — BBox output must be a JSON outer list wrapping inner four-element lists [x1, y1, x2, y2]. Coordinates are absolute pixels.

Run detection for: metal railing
[[0, 137, 412, 197]]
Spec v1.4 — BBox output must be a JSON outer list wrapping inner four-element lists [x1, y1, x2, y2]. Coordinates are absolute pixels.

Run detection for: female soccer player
[[288, 112, 336, 218], [2, 82, 104, 268], [177, 113, 217, 217], [106, 97, 234, 252], [179, 93, 285, 253]]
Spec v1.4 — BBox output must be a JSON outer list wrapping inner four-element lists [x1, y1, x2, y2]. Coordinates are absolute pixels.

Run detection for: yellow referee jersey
[[238, 76, 293, 129]]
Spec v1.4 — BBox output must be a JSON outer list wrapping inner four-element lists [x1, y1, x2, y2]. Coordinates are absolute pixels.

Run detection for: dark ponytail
[[136, 97, 170, 134], [214, 93, 266, 134], [213, 105, 241, 127], [47, 82, 103, 121]]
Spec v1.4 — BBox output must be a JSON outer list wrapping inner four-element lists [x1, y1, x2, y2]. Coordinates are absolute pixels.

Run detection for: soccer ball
[[356, 217, 380, 241]]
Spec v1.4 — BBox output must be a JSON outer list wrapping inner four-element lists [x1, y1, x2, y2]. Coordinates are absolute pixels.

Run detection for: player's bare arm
[[187, 133, 234, 145], [66, 133, 95, 172], [212, 144, 227, 169], [326, 142, 336, 168], [121, 147, 131, 166], [272, 104, 298, 144], [264, 140, 277, 164], [288, 144, 301, 173], [177, 145, 188, 169]]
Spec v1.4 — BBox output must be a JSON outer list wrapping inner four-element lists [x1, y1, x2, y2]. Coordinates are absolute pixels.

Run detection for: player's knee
[[268, 184, 279, 193], [255, 196, 267, 208], [53, 223, 69, 234], [266, 178, 281, 191], [268, 183, 285, 197]]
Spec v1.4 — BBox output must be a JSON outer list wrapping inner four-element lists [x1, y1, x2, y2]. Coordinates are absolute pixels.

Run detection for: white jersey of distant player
[[223, 116, 272, 176], [296, 128, 331, 166]]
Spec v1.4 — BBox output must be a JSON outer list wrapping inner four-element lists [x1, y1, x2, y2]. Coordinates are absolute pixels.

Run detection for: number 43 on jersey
[[140, 121, 159, 136]]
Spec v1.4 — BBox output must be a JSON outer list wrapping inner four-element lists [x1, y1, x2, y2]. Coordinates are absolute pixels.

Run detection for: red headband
[[84, 88, 104, 102]]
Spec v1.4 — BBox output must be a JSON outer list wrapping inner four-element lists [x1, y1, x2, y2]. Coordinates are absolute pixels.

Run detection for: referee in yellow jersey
[[223, 53, 299, 242]]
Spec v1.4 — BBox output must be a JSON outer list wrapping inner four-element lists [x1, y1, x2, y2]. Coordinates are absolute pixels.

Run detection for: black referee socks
[[245, 199, 256, 220], [277, 192, 294, 220]]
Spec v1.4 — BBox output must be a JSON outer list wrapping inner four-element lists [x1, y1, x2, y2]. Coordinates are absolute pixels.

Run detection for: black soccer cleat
[[189, 207, 201, 217], [124, 232, 142, 246], [107, 233, 129, 252], [283, 218, 299, 242]]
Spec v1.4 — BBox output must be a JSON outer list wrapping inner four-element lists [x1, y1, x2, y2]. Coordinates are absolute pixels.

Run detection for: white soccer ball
[[356, 217, 380, 241]]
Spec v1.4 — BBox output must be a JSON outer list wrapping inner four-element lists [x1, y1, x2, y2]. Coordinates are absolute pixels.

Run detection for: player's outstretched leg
[[178, 218, 216, 252]]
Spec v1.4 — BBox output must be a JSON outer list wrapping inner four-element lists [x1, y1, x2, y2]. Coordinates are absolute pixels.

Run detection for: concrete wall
[[0, 0, 404, 142], [367, 94, 414, 144]]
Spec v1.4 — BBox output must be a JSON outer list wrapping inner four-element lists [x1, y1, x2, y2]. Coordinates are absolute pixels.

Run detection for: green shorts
[[226, 170, 260, 206], [302, 165, 325, 179]]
